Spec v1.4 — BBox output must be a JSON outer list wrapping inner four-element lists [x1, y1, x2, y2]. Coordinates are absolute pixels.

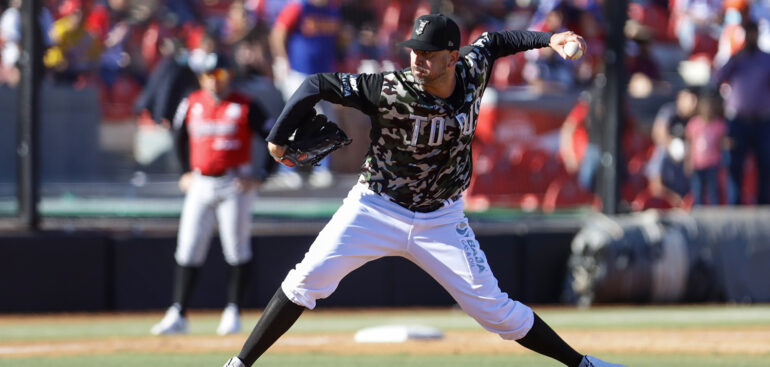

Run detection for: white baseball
[[564, 41, 583, 59]]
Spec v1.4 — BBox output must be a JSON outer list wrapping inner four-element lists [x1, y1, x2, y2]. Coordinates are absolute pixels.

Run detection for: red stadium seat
[[630, 188, 693, 211], [541, 175, 601, 213], [466, 144, 556, 210]]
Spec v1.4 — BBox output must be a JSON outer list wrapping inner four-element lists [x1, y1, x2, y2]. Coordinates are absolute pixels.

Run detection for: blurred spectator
[[85, 0, 132, 87], [161, 0, 202, 26], [1, 0, 54, 87], [233, 23, 273, 80], [197, 0, 239, 32], [524, 7, 577, 93], [375, 0, 430, 67], [340, 0, 377, 32], [713, 21, 770, 204], [341, 22, 388, 73], [523, 46, 576, 93], [751, 2, 770, 52], [44, 0, 102, 85], [559, 90, 600, 191], [559, 76, 651, 209], [270, 0, 341, 90], [714, 0, 749, 69], [531, 0, 603, 33], [0, 0, 21, 86], [645, 87, 698, 204], [223, 0, 256, 46], [231, 23, 285, 180], [133, 36, 198, 127], [232, 22, 284, 120], [265, 0, 342, 190], [685, 89, 727, 205], [336, 0, 380, 72], [136, 7, 184, 73], [625, 23, 663, 98], [670, 0, 722, 59], [628, 0, 674, 43]]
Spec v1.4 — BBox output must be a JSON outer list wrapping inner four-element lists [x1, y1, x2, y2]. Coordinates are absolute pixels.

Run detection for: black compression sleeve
[[516, 313, 583, 367], [237, 287, 305, 365], [487, 30, 553, 59]]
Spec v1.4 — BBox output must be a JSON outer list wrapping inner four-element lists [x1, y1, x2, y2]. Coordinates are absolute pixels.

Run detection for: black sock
[[172, 264, 200, 316], [516, 313, 584, 367], [226, 261, 252, 307], [237, 287, 305, 365]]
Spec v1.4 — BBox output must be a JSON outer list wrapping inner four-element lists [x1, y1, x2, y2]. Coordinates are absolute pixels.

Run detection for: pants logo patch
[[462, 239, 486, 273]]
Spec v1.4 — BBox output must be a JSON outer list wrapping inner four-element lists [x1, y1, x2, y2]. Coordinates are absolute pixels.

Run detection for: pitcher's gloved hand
[[278, 112, 352, 167]]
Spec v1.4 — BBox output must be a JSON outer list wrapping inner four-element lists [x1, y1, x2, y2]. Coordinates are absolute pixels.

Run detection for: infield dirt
[[2, 328, 770, 357], [1, 309, 769, 358]]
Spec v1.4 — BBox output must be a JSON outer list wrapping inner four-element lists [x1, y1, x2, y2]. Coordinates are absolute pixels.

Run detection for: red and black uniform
[[174, 90, 269, 178]]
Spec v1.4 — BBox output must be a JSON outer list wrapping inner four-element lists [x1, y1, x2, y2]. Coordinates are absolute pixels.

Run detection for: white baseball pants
[[175, 171, 256, 267], [281, 183, 534, 340]]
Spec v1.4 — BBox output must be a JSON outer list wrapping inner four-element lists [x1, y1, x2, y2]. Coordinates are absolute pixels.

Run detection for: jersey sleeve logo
[[341, 73, 359, 96]]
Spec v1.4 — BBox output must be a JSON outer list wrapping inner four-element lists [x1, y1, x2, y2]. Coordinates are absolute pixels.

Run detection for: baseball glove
[[282, 112, 352, 167]]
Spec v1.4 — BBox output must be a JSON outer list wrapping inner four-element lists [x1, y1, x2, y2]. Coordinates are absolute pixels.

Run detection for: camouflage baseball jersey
[[267, 30, 553, 212], [360, 39, 495, 212]]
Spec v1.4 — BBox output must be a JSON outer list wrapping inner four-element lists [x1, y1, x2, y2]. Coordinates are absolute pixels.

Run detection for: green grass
[[2, 353, 769, 367], [1, 306, 769, 366], [3, 305, 769, 341]]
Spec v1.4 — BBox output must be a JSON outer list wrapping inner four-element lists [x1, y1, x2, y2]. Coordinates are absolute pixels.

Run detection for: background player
[[150, 51, 270, 336], [223, 13, 624, 367]]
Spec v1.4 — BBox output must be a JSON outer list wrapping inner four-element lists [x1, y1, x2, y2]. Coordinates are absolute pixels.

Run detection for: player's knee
[[223, 248, 252, 266], [471, 300, 534, 340], [280, 269, 338, 310], [175, 251, 207, 267]]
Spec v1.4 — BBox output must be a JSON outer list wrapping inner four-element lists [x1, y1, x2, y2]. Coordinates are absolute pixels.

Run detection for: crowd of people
[[541, 0, 770, 209], [630, 1, 770, 208], [1, 0, 769, 209]]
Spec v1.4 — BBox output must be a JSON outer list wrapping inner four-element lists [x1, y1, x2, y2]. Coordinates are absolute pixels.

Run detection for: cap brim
[[397, 39, 444, 51]]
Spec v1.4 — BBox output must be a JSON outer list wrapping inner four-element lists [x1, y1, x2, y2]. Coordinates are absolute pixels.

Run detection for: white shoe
[[222, 357, 246, 367], [579, 355, 627, 367], [308, 169, 333, 188], [216, 304, 241, 335], [261, 171, 302, 191], [151, 305, 188, 335]]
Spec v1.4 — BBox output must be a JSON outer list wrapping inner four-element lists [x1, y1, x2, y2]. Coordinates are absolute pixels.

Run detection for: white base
[[353, 324, 444, 343]]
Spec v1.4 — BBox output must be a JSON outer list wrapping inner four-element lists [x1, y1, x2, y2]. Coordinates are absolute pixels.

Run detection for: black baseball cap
[[397, 14, 461, 51]]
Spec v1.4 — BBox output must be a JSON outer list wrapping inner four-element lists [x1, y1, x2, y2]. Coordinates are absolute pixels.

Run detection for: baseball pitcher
[[223, 14, 625, 367]]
